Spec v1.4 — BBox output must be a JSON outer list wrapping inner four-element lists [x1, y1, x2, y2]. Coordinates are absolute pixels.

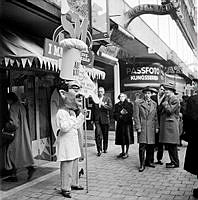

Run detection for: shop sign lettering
[[125, 66, 164, 83], [44, 39, 63, 59]]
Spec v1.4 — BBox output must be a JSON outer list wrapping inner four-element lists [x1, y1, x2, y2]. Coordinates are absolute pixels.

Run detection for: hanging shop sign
[[44, 39, 63, 59], [44, 38, 94, 67], [124, 65, 165, 83]]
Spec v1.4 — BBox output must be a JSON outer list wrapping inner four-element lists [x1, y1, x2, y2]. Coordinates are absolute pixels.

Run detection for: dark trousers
[[95, 122, 109, 152], [166, 143, 179, 166], [150, 132, 164, 163], [156, 143, 164, 161], [139, 143, 154, 166]]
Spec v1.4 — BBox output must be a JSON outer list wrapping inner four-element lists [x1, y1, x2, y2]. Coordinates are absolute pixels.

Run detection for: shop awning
[[0, 29, 60, 72], [85, 67, 106, 80], [0, 29, 106, 79], [110, 25, 164, 62], [2, 55, 60, 72]]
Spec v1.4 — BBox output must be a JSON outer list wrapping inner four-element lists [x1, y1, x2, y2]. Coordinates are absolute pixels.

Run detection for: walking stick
[[83, 97, 89, 193]]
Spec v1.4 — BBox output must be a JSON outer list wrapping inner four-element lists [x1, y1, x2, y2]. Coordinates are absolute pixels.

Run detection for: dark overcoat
[[159, 95, 180, 144], [92, 96, 112, 125], [134, 99, 158, 144], [184, 94, 198, 175], [113, 100, 134, 145], [6, 102, 34, 169]]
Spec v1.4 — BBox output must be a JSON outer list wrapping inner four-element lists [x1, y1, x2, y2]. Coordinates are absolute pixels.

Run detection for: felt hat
[[163, 83, 176, 92], [142, 86, 157, 93]]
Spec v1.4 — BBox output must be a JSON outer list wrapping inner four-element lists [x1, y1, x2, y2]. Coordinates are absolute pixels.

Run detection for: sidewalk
[[1, 131, 197, 200]]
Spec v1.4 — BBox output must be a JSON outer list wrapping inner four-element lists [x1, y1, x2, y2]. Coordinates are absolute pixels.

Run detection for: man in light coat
[[56, 82, 85, 198], [159, 83, 180, 168], [134, 86, 159, 172]]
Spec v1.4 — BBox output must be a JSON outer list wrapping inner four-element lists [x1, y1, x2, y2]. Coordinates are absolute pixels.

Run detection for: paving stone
[[1, 137, 197, 200]]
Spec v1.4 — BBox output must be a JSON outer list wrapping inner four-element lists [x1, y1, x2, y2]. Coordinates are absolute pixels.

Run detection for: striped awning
[[1, 29, 105, 79]]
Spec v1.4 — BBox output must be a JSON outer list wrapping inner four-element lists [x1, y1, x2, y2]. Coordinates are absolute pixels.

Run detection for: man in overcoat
[[134, 86, 159, 172], [184, 86, 198, 198], [92, 87, 112, 156], [159, 83, 180, 168], [151, 84, 166, 165]]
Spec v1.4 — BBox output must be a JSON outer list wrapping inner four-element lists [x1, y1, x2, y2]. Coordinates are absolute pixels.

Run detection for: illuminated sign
[[124, 65, 165, 83]]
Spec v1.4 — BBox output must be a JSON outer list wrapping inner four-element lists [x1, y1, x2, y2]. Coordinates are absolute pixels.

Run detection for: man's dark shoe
[[145, 163, 155, 168], [166, 164, 179, 168], [3, 176, 18, 182], [103, 150, 107, 153], [97, 152, 101, 157], [166, 162, 173, 166], [193, 188, 198, 198], [122, 153, 129, 159], [71, 185, 84, 190], [139, 166, 145, 172], [155, 160, 163, 165], [61, 190, 71, 198], [117, 152, 124, 158], [27, 167, 36, 180]]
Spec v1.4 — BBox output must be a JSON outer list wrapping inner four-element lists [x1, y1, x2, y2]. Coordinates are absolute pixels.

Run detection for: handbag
[[1, 123, 16, 144], [2, 129, 15, 142]]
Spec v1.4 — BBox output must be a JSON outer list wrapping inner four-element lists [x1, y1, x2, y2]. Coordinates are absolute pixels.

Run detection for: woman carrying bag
[[113, 93, 134, 159]]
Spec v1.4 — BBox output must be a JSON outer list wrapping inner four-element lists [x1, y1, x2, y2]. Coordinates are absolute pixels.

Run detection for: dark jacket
[[184, 94, 198, 175], [159, 95, 180, 144], [92, 96, 112, 125], [113, 100, 134, 145], [151, 94, 166, 123]]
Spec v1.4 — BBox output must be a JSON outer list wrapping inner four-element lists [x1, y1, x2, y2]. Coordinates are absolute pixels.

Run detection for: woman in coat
[[134, 86, 159, 172], [4, 92, 35, 182], [184, 91, 198, 198], [113, 93, 134, 159], [56, 85, 85, 198]]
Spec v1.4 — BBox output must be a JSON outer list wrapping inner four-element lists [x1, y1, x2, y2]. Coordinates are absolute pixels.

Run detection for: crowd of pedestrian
[[1, 81, 198, 199]]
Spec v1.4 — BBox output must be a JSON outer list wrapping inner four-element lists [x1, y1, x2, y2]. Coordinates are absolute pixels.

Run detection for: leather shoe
[[3, 176, 18, 182], [145, 163, 155, 168], [155, 160, 163, 165], [61, 190, 71, 198], [166, 162, 173, 166], [166, 164, 179, 168], [193, 188, 198, 198], [103, 150, 107, 153], [27, 167, 36, 180], [117, 153, 124, 158], [139, 166, 145, 172], [97, 152, 101, 156], [71, 185, 84, 190], [122, 153, 129, 159]]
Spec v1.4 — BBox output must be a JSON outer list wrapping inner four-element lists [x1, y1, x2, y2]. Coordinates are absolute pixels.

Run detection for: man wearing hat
[[159, 83, 180, 168], [134, 86, 159, 172], [151, 84, 166, 165]]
